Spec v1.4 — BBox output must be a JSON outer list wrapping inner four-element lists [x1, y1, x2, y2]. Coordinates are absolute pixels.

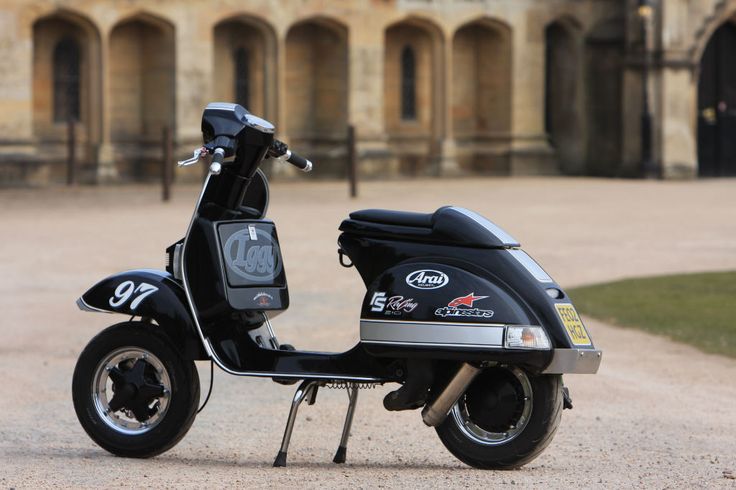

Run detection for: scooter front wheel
[[72, 322, 200, 458], [435, 366, 562, 469]]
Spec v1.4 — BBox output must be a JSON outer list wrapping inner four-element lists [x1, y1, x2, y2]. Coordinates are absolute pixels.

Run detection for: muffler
[[421, 363, 481, 427]]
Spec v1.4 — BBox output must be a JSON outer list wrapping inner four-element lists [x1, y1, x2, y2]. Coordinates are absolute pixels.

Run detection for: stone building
[[0, 0, 734, 184]]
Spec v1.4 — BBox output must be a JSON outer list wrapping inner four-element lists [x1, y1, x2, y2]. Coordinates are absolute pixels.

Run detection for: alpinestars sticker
[[435, 292, 494, 319]]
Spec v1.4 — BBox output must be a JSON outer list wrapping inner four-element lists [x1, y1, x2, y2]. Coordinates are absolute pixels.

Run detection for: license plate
[[554, 304, 592, 346]]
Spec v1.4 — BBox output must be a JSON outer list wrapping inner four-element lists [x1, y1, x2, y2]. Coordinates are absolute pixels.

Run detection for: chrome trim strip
[[542, 348, 602, 374], [76, 297, 113, 314], [507, 249, 554, 283], [360, 319, 504, 346], [204, 339, 383, 382], [255, 168, 270, 218], [180, 173, 215, 358], [362, 318, 506, 328], [244, 114, 275, 134], [361, 339, 505, 349], [448, 207, 520, 247], [206, 102, 238, 111]]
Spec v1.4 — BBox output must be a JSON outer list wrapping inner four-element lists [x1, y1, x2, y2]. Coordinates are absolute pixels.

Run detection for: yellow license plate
[[555, 303, 592, 346]]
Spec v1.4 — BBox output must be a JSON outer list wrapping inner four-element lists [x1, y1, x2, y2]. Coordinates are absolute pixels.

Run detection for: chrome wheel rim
[[451, 366, 533, 446], [91, 347, 171, 435]]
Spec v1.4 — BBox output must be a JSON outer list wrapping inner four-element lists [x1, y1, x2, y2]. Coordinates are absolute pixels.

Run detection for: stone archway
[[32, 10, 102, 176], [108, 13, 175, 179], [213, 16, 277, 120], [384, 17, 443, 174], [545, 18, 584, 174], [697, 21, 736, 177], [452, 18, 512, 173], [284, 17, 348, 169]]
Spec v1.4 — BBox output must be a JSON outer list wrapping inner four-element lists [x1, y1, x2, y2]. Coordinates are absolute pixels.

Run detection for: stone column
[[348, 20, 394, 177], [1, 13, 41, 182], [166, 8, 214, 181], [96, 32, 118, 182], [270, 31, 296, 178], [508, 12, 556, 175], [439, 35, 461, 176], [659, 66, 697, 178], [655, 0, 697, 178]]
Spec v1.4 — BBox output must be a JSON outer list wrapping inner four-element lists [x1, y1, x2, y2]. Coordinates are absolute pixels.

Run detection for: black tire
[[435, 367, 562, 470], [72, 322, 200, 458]]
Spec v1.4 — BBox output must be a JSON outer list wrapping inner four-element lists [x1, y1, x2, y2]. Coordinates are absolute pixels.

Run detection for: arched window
[[401, 45, 416, 120], [53, 38, 81, 122], [234, 47, 250, 108]]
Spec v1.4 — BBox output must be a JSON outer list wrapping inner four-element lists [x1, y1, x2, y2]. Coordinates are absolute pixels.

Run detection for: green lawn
[[568, 271, 736, 358]]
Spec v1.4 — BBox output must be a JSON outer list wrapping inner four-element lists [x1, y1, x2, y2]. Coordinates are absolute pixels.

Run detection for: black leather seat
[[339, 207, 519, 248], [348, 209, 434, 228]]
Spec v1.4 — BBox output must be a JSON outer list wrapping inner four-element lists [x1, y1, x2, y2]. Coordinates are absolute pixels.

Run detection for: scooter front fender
[[77, 269, 207, 360]]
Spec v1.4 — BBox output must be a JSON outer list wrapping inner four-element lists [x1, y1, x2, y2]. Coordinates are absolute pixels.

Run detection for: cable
[[197, 360, 214, 414]]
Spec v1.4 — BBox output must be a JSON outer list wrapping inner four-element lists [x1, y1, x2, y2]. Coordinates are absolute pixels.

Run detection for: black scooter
[[72, 102, 601, 470]]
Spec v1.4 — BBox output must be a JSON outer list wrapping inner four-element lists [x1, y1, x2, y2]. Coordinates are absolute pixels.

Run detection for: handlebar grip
[[286, 150, 313, 173], [209, 148, 225, 175], [212, 148, 225, 165]]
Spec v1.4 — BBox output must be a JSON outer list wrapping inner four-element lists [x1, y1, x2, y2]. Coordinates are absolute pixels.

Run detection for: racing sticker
[[370, 292, 418, 316], [370, 292, 387, 312], [406, 270, 449, 290], [108, 281, 158, 311], [435, 292, 494, 319]]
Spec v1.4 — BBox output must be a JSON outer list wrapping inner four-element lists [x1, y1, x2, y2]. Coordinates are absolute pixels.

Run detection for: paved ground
[[1, 177, 735, 488]]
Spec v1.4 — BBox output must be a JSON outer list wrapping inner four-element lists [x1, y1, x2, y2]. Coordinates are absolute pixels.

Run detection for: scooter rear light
[[505, 326, 551, 350]]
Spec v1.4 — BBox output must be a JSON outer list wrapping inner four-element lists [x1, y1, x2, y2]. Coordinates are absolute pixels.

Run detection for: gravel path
[[1, 177, 735, 488]]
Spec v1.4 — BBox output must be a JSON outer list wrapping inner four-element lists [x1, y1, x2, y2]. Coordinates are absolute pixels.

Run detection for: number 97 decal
[[109, 281, 159, 311]]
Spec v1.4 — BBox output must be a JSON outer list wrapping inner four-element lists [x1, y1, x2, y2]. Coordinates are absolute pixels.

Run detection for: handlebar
[[178, 139, 313, 175], [268, 139, 313, 172]]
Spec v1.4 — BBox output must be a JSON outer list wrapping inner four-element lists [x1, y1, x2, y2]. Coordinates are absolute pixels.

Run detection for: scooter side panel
[[78, 269, 207, 359], [340, 234, 597, 353]]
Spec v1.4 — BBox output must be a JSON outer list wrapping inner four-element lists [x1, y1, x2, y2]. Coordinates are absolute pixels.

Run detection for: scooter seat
[[340, 206, 520, 248], [348, 209, 434, 228]]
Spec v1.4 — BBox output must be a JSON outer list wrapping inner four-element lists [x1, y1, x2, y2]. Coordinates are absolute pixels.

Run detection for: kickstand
[[273, 380, 319, 467], [333, 384, 359, 464]]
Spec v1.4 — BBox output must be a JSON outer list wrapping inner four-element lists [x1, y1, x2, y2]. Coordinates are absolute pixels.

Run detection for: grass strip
[[569, 271, 736, 358]]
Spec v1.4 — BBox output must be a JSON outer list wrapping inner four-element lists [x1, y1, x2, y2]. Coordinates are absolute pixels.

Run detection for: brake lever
[[177, 147, 208, 167]]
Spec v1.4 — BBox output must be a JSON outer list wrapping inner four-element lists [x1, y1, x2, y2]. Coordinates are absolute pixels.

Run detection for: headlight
[[505, 326, 551, 350]]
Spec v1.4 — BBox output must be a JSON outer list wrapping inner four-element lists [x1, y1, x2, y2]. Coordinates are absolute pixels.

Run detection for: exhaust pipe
[[422, 362, 482, 427]]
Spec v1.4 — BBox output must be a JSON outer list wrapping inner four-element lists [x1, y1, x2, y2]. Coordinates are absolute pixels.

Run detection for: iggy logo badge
[[406, 270, 449, 290], [224, 227, 282, 282]]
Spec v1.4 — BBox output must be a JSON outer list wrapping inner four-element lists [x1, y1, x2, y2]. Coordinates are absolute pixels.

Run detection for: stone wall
[[0, 0, 733, 184]]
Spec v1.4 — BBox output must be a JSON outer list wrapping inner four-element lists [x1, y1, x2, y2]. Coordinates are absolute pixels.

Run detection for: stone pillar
[[655, 0, 697, 178], [0, 13, 40, 181], [163, 9, 213, 182], [439, 37, 461, 176], [508, 12, 556, 175], [659, 66, 697, 178], [270, 31, 296, 178], [174, 12, 212, 150], [348, 21, 394, 178], [96, 32, 118, 182]]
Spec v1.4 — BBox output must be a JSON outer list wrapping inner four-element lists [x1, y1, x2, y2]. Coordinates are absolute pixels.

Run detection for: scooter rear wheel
[[72, 322, 200, 458], [435, 366, 562, 469]]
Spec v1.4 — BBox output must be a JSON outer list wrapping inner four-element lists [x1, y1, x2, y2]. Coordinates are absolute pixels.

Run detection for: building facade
[[0, 0, 734, 184]]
